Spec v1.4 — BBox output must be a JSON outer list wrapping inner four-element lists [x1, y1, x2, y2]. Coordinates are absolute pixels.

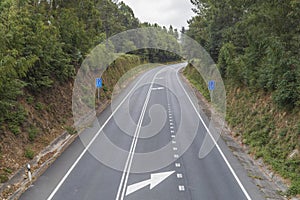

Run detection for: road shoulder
[[179, 68, 289, 200]]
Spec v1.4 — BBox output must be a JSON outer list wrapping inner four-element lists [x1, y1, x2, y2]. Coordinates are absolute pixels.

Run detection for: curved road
[[20, 63, 265, 200]]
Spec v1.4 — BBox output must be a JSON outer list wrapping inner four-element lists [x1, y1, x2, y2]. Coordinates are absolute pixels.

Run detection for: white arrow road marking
[[126, 171, 175, 196], [151, 87, 164, 91]]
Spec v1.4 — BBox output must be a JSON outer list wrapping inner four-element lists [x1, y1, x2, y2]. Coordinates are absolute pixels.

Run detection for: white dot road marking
[[172, 141, 176, 144], [175, 68, 252, 200], [170, 123, 174, 125], [169, 116, 173, 119], [178, 185, 185, 191], [169, 119, 173, 122], [173, 147, 178, 151], [170, 126, 174, 129], [174, 154, 179, 158], [171, 135, 175, 138], [170, 130, 174, 133], [175, 163, 181, 168], [177, 174, 183, 179]]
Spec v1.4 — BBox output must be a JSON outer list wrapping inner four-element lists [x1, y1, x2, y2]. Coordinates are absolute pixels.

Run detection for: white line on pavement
[[175, 68, 252, 200], [46, 67, 159, 200], [117, 68, 169, 200]]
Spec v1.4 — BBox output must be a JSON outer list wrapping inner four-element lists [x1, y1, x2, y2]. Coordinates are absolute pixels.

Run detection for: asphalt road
[[20, 63, 265, 200]]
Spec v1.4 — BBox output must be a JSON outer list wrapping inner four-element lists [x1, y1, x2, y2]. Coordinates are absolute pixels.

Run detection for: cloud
[[121, 0, 195, 30]]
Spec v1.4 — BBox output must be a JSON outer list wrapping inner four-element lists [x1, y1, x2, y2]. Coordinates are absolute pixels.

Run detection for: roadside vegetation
[[0, 0, 181, 192], [185, 0, 300, 196]]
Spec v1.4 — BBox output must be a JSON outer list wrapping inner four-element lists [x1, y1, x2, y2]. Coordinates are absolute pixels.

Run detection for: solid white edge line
[[46, 67, 159, 200], [175, 67, 252, 200]]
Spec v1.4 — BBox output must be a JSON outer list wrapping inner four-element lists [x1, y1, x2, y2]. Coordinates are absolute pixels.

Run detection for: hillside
[[185, 0, 300, 196], [184, 64, 300, 197], [0, 0, 181, 197]]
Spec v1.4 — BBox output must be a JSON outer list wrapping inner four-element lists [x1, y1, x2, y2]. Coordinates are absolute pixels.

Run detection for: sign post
[[27, 164, 32, 182], [96, 78, 103, 100]]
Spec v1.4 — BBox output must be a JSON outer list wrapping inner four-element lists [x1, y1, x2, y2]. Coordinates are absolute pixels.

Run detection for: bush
[[273, 70, 299, 109], [65, 126, 77, 135], [28, 126, 38, 142], [35, 102, 45, 110], [287, 180, 300, 196], [3, 167, 12, 174], [9, 124, 20, 135], [24, 148, 35, 159], [0, 174, 8, 183]]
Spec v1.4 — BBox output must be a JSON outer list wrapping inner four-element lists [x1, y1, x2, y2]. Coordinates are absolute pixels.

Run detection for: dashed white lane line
[[168, 105, 185, 194], [175, 69, 252, 200], [177, 173, 183, 179], [178, 185, 185, 191]]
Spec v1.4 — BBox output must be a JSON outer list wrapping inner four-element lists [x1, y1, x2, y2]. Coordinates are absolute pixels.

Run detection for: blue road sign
[[208, 80, 215, 91], [96, 78, 103, 88]]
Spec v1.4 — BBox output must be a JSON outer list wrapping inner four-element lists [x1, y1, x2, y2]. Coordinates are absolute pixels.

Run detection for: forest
[[187, 0, 300, 109], [0, 0, 180, 134], [0, 0, 180, 190], [185, 0, 300, 195]]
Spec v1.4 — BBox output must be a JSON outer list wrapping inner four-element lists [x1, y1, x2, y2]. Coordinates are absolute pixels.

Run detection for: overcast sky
[[121, 0, 196, 31]]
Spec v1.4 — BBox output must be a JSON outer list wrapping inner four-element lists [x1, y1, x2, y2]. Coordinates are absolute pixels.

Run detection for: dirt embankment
[[183, 64, 300, 199], [0, 54, 143, 199]]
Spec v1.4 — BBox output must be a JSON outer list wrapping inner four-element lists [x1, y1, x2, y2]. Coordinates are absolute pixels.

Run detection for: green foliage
[[183, 64, 210, 101], [188, 0, 300, 109], [65, 126, 77, 135], [0, 174, 8, 183], [273, 70, 300, 109], [128, 23, 182, 63], [28, 126, 38, 142], [287, 179, 300, 196], [6, 105, 27, 135], [3, 167, 12, 174], [185, 0, 300, 188], [24, 148, 34, 159], [0, 0, 150, 131], [35, 102, 45, 111]]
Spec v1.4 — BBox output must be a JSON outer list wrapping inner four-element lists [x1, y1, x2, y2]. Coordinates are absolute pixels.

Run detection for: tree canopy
[[0, 0, 181, 132], [187, 0, 300, 109]]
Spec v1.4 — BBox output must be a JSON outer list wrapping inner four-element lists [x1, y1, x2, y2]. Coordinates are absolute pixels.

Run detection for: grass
[[28, 126, 39, 142], [24, 148, 35, 159], [0, 174, 8, 183], [183, 64, 210, 101], [65, 126, 77, 135]]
